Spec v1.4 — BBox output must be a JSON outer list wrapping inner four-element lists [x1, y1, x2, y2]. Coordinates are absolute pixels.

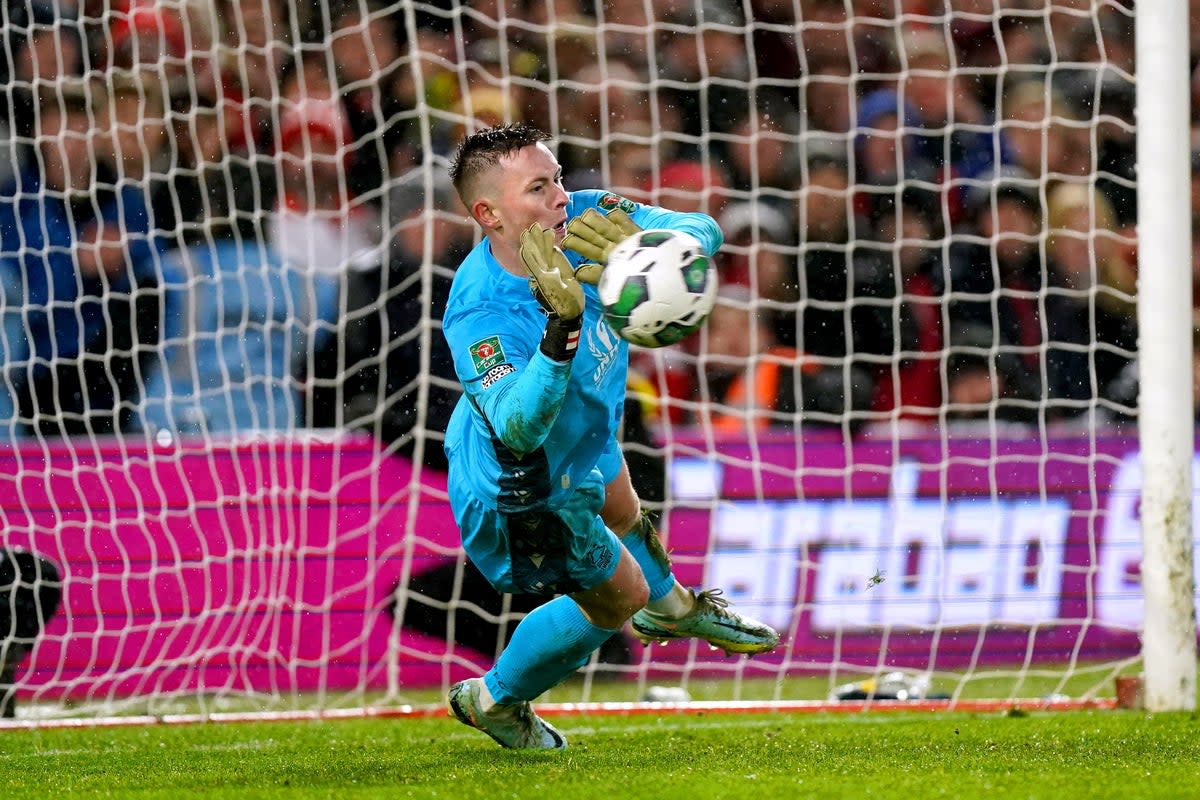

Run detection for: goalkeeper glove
[[520, 223, 584, 362], [561, 208, 643, 267]]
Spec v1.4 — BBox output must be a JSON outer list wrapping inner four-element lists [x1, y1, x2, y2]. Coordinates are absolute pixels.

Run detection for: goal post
[[1134, 0, 1197, 713]]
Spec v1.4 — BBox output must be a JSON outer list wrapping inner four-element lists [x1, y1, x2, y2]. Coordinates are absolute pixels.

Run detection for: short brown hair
[[448, 123, 551, 203]]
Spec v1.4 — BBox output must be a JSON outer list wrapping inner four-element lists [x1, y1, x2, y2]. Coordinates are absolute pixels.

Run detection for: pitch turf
[[2, 709, 1198, 799]]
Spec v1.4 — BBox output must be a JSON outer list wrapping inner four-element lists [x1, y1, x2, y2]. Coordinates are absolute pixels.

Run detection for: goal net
[[0, 0, 1185, 722]]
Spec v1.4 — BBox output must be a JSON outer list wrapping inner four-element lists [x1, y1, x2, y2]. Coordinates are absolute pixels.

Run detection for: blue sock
[[620, 528, 676, 602], [483, 596, 616, 704]]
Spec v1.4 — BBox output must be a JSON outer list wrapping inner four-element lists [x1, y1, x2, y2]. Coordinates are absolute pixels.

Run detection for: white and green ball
[[596, 229, 718, 348]]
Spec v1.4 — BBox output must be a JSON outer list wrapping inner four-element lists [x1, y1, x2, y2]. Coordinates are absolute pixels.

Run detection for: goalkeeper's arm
[[472, 354, 572, 457], [460, 225, 585, 457], [563, 197, 724, 271]]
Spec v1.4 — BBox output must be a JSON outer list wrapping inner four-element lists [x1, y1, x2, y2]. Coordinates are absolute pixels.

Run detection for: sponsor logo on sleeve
[[598, 192, 637, 215], [480, 363, 516, 389], [468, 335, 506, 374]]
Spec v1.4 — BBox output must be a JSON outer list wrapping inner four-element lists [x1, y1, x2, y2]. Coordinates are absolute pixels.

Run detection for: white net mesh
[[0, 0, 1176, 721]]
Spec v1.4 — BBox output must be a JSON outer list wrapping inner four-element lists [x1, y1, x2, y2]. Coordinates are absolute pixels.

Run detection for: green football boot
[[448, 678, 567, 750], [631, 589, 780, 656]]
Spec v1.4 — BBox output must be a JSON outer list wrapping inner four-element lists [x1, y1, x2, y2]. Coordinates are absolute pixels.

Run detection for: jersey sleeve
[[443, 304, 573, 457], [568, 190, 725, 257]]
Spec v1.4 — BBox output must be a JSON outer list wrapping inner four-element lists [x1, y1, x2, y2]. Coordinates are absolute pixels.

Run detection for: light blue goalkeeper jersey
[[442, 190, 722, 513]]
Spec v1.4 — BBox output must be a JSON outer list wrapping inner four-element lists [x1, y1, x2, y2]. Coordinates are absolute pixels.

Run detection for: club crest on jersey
[[597, 193, 636, 215], [469, 335, 506, 374]]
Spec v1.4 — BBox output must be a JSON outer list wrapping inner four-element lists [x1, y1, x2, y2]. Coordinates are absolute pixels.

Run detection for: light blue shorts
[[448, 467, 622, 596]]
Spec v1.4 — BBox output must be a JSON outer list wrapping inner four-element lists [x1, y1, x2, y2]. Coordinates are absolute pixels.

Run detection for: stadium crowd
[[0, 0, 1166, 452]]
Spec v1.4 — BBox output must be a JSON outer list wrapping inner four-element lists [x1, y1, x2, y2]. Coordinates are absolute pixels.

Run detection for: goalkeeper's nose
[[550, 182, 569, 210]]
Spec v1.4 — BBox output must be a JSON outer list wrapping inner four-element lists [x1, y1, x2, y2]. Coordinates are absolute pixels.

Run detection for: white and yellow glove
[[520, 223, 584, 361], [561, 208, 643, 267]]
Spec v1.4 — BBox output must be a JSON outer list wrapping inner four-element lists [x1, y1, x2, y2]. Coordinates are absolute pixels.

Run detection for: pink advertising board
[[0, 433, 1186, 698]]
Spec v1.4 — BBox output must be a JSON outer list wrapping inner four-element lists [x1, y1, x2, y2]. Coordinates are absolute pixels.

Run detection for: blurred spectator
[[167, 87, 277, 249], [601, 125, 660, 200], [702, 287, 874, 435], [106, 0, 221, 100], [996, 12, 1052, 83], [0, 1, 88, 189], [803, 58, 854, 137], [131, 236, 337, 436], [864, 191, 947, 421], [999, 77, 1122, 221], [458, 0, 513, 45], [316, 171, 473, 468], [556, 59, 651, 181], [267, 97, 383, 276], [748, 0, 802, 96], [799, 0, 852, 72], [208, 0, 301, 160], [716, 200, 795, 304], [1053, 6, 1135, 104], [946, 0, 1023, 112], [657, 1, 753, 140], [1105, 312, 1200, 430], [390, 23, 460, 116], [854, 87, 937, 190], [945, 167, 1045, 404], [532, 20, 599, 89], [1043, 182, 1137, 414], [1047, 0, 1095, 59], [1000, 81, 1081, 182], [456, 86, 516, 132], [850, 0, 903, 80], [723, 91, 802, 203], [650, 158, 729, 218], [779, 154, 895, 374], [900, 29, 1010, 203], [0, 0, 1147, 445], [279, 48, 338, 104], [0, 80, 164, 436], [941, 321, 1037, 432], [0, 258, 24, 441], [215, 0, 293, 109], [99, 74, 171, 183], [128, 72, 327, 436], [520, 0, 593, 30], [330, 0, 405, 199], [95, 74, 184, 253], [1051, 12, 1138, 226], [562, 118, 664, 199]]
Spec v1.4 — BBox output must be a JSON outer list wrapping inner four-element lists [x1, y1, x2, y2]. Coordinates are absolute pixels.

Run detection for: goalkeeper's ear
[[471, 197, 501, 231]]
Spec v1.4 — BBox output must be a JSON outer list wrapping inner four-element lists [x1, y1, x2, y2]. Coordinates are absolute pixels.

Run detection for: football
[[596, 229, 718, 348]]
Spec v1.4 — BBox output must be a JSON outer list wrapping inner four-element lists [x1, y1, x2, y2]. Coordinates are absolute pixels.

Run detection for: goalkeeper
[[441, 124, 779, 750]]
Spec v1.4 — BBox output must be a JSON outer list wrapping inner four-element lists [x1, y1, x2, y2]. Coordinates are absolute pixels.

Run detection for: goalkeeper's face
[[480, 142, 570, 247]]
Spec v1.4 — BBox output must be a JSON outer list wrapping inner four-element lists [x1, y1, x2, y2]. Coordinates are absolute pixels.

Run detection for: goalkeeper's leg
[[446, 477, 645, 749], [603, 459, 780, 656]]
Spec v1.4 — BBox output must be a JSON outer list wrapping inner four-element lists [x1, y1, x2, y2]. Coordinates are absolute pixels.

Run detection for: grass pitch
[[2, 709, 1197, 799]]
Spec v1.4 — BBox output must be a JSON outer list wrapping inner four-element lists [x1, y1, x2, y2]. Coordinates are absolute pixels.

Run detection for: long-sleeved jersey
[[442, 190, 721, 513]]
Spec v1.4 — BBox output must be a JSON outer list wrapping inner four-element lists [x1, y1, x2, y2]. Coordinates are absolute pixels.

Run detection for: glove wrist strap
[[540, 314, 583, 362]]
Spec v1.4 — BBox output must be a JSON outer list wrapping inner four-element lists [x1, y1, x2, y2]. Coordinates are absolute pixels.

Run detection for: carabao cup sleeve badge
[[468, 335, 507, 374], [598, 193, 636, 214]]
